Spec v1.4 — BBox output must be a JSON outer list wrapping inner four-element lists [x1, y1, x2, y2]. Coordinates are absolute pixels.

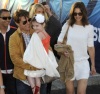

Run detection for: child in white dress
[[23, 14, 60, 94]]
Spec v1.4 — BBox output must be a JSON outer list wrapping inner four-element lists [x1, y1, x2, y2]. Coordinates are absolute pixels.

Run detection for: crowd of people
[[0, 1, 96, 94]]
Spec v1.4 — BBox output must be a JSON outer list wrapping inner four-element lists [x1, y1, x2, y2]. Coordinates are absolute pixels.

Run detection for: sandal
[[34, 86, 40, 94]]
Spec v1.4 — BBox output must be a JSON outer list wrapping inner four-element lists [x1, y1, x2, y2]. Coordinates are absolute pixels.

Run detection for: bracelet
[[0, 85, 5, 89]]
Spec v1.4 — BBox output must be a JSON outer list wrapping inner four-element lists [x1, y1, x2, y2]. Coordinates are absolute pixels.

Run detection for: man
[[9, 9, 46, 94], [0, 9, 17, 94]]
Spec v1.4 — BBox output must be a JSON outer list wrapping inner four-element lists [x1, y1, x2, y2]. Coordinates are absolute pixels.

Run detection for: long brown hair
[[68, 2, 89, 26]]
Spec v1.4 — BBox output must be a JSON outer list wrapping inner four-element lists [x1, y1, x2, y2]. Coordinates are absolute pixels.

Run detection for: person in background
[[29, 2, 62, 94], [9, 9, 45, 94], [57, 2, 96, 94], [0, 69, 5, 94], [0, 9, 17, 94]]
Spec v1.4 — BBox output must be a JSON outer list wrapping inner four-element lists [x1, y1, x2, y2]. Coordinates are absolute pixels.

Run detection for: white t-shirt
[[58, 22, 94, 62]]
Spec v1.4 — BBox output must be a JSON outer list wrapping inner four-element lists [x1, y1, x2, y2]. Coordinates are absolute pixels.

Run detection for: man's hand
[[0, 89, 5, 94], [30, 65, 41, 70], [44, 5, 52, 16]]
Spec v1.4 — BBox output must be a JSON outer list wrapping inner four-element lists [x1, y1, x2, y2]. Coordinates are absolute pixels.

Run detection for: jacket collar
[[17, 28, 34, 35]]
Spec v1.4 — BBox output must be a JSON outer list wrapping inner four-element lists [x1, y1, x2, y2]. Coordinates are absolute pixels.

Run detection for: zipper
[[4, 34, 8, 74]]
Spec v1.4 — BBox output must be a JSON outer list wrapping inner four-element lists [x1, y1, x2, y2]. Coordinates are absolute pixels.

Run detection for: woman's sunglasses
[[73, 12, 83, 16], [22, 18, 31, 25], [0, 16, 11, 20]]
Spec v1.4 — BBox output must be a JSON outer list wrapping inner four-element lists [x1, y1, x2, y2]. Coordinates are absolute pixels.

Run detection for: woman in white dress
[[57, 2, 96, 94]]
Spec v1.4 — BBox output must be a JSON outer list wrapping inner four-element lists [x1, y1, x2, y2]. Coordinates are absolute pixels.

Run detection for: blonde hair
[[29, 3, 49, 22]]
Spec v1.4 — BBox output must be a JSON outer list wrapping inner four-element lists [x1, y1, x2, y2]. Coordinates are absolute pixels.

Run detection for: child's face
[[32, 21, 44, 32]]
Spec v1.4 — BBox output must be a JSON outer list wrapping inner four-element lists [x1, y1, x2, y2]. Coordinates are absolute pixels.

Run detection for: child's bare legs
[[27, 77, 41, 94], [27, 77, 35, 94], [35, 77, 41, 94]]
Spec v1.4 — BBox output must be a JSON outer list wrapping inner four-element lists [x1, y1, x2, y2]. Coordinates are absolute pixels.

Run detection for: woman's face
[[35, 7, 44, 15], [73, 8, 83, 23]]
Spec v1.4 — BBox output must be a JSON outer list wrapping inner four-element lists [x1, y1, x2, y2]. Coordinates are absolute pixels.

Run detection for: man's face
[[0, 11, 11, 28], [18, 16, 31, 33]]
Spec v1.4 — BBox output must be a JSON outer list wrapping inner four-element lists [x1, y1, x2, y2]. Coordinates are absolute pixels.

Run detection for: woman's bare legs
[[66, 80, 75, 94], [77, 79, 88, 94]]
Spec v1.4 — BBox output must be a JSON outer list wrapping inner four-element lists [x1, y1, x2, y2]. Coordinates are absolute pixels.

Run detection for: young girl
[[23, 14, 60, 94]]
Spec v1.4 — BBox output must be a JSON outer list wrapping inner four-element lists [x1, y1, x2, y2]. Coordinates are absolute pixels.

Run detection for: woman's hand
[[90, 65, 96, 75], [63, 51, 69, 57]]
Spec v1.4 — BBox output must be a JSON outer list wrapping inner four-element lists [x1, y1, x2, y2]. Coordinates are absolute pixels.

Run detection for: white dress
[[58, 22, 94, 80], [23, 32, 60, 78]]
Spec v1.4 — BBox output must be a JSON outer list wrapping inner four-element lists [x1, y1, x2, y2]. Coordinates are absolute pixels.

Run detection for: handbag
[[54, 25, 71, 56], [54, 25, 70, 50], [54, 25, 74, 83], [41, 75, 58, 84]]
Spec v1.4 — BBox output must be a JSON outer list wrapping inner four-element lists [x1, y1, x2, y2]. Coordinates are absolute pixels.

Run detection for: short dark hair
[[0, 9, 10, 16], [13, 9, 29, 23], [68, 2, 89, 26]]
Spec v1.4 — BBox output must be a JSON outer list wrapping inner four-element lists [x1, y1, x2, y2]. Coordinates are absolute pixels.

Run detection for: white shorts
[[71, 60, 90, 80]]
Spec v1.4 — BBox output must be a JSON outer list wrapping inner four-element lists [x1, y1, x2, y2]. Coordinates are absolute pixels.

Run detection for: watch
[[0, 85, 5, 89]]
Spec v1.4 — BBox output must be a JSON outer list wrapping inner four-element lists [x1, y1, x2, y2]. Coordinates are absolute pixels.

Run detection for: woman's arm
[[88, 47, 96, 75], [0, 69, 5, 94]]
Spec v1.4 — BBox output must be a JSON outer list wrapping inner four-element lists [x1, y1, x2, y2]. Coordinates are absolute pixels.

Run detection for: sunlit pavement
[[51, 73, 100, 94], [51, 85, 100, 94]]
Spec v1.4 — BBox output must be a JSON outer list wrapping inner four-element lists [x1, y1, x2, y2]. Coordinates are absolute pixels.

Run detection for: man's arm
[[0, 69, 5, 94]]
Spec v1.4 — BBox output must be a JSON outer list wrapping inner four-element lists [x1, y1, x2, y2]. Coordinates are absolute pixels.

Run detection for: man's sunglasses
[[73, 12, 83, 16], [22, 18, 31, 25], [0, 16, 11, 20]]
